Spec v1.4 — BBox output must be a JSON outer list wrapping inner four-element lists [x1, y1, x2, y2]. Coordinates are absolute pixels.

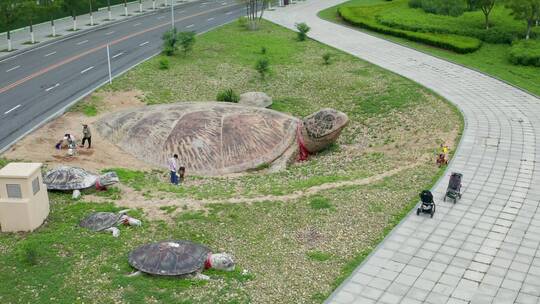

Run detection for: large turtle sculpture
[[79, 209, 142, 237], [96, 102, 349, 176], [43, 166, 119, 194], [128, 240, 235, 280]]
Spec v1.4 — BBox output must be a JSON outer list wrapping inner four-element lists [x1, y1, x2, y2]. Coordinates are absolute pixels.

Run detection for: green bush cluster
[[339, 6, 482, 53], [509, 40, 540, 67], [377, 4, 529, 44], [216, 88, 240, 103], [409, 0, 467, 16]]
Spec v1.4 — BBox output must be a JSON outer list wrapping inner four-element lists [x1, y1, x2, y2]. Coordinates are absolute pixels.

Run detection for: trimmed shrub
[[408, 0, 467, 16], [509, 40, 540, 67], [159, 58, 170, 70], [339, 6, 482, 53], [255, 58, 270, 78], [322, 52, 332, 65], [216, 88, 240, 103], [237, 16, 248, 28], [295, 22, 311, 41]]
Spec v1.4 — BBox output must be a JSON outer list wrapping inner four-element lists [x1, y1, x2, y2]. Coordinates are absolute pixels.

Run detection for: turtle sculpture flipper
[[128, 240, 234, 279], [79, 210, 141, 237], [43, 166, 119, 194], [96, 102, 348, 176]]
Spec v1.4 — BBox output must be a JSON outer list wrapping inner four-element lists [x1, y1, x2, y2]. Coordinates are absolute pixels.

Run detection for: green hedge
[[338, 6, 482, 53], [509, 40, 540, 67], [376, 3, 533, 44]]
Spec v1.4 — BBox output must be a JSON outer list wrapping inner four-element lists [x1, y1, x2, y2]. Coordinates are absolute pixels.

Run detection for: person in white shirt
[[168, 154, 179, 185]]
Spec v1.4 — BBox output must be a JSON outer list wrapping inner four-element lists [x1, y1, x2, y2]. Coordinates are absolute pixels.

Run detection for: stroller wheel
[[443, 196, 446, 202], [416, 208, 420, 216], [431, 211, 434, 218], [454, 198, 457, 204]]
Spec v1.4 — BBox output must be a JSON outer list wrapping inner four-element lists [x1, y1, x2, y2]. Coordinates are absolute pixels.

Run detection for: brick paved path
[[265, 1, 540, 303]]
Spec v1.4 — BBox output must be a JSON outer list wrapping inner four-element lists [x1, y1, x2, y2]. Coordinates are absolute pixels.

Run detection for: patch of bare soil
[[2, 91, 153, 172]]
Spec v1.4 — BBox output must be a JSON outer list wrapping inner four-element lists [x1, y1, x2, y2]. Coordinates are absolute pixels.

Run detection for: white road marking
[[133, 23, 141, 26], [44, 51, 57, 57], [226, 11, 233, 15], [4, 104, 21, 115], [186, 24, 194, 28], [207, 17, 214, 21], [105, 31, 115, 35], [139, 41, 149, 46], [222, 2, 227, 5], [112, 52, 124, 59], [76, 40, 89, 45], [6, 65, 20, 72], [80, 66, 95, 74], [157, 16, 165, 19], [45, 83, 60, 92]]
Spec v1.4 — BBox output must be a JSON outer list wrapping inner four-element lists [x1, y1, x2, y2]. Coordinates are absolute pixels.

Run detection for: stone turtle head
[[209, 253, 235, 271], [302, 108, 349, 153], [98, 171, 119, 187]]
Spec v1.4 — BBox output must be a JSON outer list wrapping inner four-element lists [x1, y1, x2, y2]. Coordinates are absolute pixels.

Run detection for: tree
[[162, 28, 178, 56], [0, 0, 22, 51], [177, 31, 196, 54], [22, 0, 41, 44], [63, 0, 85, 31], [239, 0, 270, 30], [506, 0, 540, 39], [478, 0, 496, 29], [41, 0, 63, 37], [466, 0, 478, 10], [106, 0, 112, 20], [88, 0, 96, 26]]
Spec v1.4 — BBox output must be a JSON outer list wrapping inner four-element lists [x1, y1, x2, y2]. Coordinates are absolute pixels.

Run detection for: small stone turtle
[[128, 240, 234, 280], [43, 166, 119, 195], [79, 209, 141, 237]]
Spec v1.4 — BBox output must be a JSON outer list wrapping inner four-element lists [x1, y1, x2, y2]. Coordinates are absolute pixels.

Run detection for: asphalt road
[[0, 0, 245, 152]]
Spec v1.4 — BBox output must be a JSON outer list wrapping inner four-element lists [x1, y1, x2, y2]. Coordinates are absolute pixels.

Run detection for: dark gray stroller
[[444, 173, 462, 204], [417, 190, 435, 218]]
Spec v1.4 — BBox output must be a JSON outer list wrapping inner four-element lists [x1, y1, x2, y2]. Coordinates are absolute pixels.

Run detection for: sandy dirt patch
[[2, 91, 154, 172]]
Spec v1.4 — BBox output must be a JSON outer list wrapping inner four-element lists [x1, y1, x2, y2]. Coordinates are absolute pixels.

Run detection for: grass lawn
[[319, 0, 540, 96], [0, 21, 462, 303]]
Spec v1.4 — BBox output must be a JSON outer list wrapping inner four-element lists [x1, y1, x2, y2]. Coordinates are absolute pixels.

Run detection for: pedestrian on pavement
[[81, 124, 92, 148], [168, 154, 179, 185]]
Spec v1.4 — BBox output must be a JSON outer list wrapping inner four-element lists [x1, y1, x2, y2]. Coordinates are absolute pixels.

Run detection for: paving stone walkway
[[265, 1, 540, 303]]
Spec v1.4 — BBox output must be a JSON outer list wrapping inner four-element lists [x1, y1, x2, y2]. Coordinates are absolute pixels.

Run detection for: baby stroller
[[444, 172, 462, 204], [417, 190, 435, 218]]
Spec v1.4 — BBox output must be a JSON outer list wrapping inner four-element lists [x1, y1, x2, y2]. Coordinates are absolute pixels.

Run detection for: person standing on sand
[[81, 124, 92, 149], [168, 154, 179, 185]]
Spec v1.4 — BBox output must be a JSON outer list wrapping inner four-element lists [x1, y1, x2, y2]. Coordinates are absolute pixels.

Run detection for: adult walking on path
[[265, 1, 540, 303]]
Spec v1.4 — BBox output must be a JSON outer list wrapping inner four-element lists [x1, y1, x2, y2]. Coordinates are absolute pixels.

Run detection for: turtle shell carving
[[96, 103, 299, 176], [43, 166, 98, 190], [79, 212, 122, 231], [128, 240, 211, 276]]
